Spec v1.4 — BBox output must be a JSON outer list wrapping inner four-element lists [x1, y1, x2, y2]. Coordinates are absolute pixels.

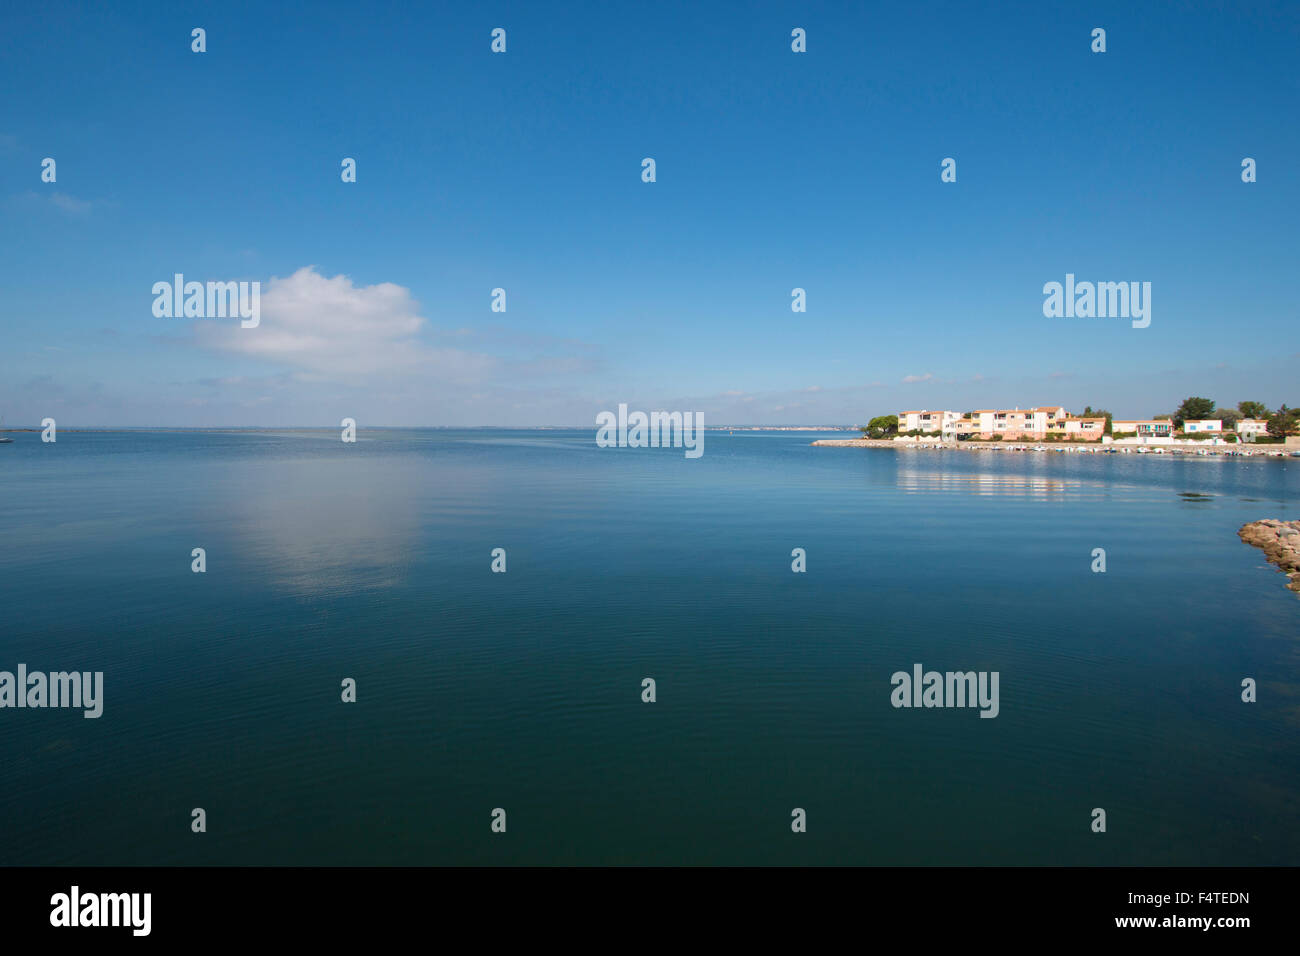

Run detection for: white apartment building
[[1063, 417, 1106, 439], [1183, 420, 1222, 433], [1236, 419, 1269, 437], [955, 406, 1070, 440], [1028, 406, 1069, 433], [967, 410, 998, 435], [896, 405, 1105, 441], [898, 410, 960, 434]]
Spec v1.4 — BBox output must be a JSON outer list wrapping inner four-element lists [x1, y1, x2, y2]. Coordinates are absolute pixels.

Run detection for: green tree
[[1238, 401, 1269, 420], [1173, 397, 1215, 428], [1267, 410, 1288, 439], [1218, 408, 1242, 430], [1082, 406, 1114, 435], [864, 414, 899, 438], [1267, 405, 1298, 438]]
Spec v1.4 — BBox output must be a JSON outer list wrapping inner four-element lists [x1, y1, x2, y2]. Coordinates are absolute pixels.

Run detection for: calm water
[[0, 430, 1296, 865]]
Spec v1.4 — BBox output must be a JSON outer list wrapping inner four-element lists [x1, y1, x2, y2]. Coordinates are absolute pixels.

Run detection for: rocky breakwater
[[1238, 520, 1300, 595]]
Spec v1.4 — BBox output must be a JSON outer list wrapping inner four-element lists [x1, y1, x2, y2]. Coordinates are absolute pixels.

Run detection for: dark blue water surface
[[0, 429, 1296, 864]]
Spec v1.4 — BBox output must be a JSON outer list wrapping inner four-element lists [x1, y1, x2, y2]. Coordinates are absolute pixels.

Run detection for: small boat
[[0, 415, 12, 443]]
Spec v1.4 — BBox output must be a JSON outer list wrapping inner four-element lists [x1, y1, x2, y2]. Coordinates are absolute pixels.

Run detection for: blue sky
[[2, 0, 1297, 426]]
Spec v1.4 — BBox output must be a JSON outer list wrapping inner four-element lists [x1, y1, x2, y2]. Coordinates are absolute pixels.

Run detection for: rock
[[1239, 520, 1300, 597]]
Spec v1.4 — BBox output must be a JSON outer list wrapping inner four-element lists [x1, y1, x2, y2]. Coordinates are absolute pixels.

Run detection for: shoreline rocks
[[1239, 520, 1300, 595]]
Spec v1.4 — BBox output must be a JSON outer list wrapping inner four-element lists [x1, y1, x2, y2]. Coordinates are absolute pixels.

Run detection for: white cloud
[[193, 266, 499, 383], [7, 190, 99, 216], [902, 372, 934, 384], [49, 192, 93, 215]]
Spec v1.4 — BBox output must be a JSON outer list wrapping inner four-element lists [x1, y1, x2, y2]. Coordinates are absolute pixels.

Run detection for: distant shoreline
[[811, 438, 1295, 458]]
